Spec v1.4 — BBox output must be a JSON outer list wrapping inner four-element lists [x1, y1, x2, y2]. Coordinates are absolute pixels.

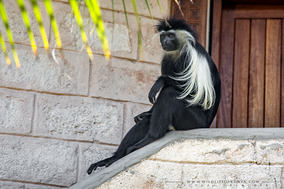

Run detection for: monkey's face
[[160, 30, 180, 52]]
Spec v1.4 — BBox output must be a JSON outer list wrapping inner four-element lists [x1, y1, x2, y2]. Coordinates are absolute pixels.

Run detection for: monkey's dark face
[[160, 30, 180, 52]]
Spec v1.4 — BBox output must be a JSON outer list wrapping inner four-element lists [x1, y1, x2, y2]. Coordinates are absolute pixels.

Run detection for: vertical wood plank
[[217, 9, 235, 128], [248, 19, 265, 128], [281, 19, 284, 127], [265, 19, 281, 127], [211, 0, 222, 67], [232, 19, 250, 128], [210, 0, 222, 128]]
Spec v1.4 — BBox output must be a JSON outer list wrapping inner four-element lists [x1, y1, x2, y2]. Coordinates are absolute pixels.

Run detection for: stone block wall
[[0, 0, 170, 188]]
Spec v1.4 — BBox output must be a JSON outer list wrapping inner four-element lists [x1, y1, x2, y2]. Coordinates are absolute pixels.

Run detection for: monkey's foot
[[87, 157, 116, 175]]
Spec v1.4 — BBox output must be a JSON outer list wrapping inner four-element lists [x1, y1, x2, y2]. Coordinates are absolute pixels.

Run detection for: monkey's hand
[[148, 77, 164, 104], [134, 111, 151, 123]]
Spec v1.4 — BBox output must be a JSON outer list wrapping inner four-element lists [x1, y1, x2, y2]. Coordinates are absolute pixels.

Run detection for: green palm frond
[[0, 0, 20, 68], [144, 0, 154, 22], [43, 0, 62, 49], [130, 0, 143, 58], [16, 0, 37, 55], [85, 0, 110, 60], [0, 0, 164, 67], [30, 0, 50, 54], [0, 31, 11, 65], [69, 0, 93, 60]]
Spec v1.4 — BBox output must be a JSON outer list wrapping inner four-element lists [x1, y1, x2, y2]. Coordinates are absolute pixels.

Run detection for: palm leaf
[[30, 0, 50, 54], [0, 0, 20, 68], [156, 0, 164, 16], [85, 0, 110, 60], [69, 0, 93, 60], [0, 31, 11, 65], [122, 0, 129, 30], [16, 0, 37, 55], [130, 0, 143, 58], [43, 0, 62, 49], [174, 0, 184, 17], [144, 0, 154, 22]]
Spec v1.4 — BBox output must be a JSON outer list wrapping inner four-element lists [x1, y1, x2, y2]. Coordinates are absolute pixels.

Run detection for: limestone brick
[[0, 45, 89, 95], [51, 2, 138, 60], [34, 93, 124, 144], [0, 0, 50, 47], [90, 55, 160, 104], [149, 139, 256, 164], [0, 135, 77, 186], [0, 88, 34, 134]]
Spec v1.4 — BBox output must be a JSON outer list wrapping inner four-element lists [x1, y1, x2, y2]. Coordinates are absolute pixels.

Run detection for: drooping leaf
[[156, 0, 164, 16], [69, 0, 93, 60], [30, 0, 50, 54], [174, 0, 184, 17], [43, 0, 62, 49], [16, 0, 37, 55], [156, 0, 170, 26], [0, 0, 20, 68], [0, 31, 11, 65], [144, 0, 154, 22], [130, 0, 143, 58], [111, 0, 114, 24], [121, 0, 129, 31], [85, 0, 110, 60]]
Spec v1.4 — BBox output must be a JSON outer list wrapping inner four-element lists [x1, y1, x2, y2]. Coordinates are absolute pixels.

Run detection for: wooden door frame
[[211, 1, 284, 127]]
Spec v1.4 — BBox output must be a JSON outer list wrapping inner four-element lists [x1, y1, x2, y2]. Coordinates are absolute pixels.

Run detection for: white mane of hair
[[163, 29, 215, 110]]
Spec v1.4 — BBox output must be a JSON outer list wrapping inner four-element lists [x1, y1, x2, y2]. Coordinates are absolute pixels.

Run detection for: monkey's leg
[[134, 110, 152, 123], [127, 87, 177, 154], [87, 116, 150, 174]]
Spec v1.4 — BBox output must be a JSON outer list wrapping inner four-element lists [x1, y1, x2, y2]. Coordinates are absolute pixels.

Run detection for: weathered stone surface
[[256, 140, 284, 165], [0, 45, 89, 95], [140, 17, 163, 64], [0, 88, 34, 134], [0, 181, 64, 189], [0, 135, 77, 186], [95, 163, 283, 189], [149, 139, 256, 164], [57, 0, 170, 19], [25, 184, 63, 189], [79, 143, 117, 181], [97, 160, 183, 189], [0, 181, 25, 189], [34, 94, 124, 144], [98, 0, 170, 19], [0, 0, 50, 47], [69, 128, 284, 189], [182, 164, 283, 189], [52, 2, 138, 60], [124, 102, 152, 136], [90, 55, 160, 104]]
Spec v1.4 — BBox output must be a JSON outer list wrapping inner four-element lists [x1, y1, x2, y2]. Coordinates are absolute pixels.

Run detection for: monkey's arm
[[148, 75, 179, 104]]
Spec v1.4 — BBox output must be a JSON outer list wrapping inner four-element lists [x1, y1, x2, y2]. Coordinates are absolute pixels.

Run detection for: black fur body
[[87, 18, 221, 174]]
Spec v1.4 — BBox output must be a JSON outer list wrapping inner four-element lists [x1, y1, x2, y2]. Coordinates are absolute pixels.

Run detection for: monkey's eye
[[160, 35, 165, 39], [169, 34, 174, 38]]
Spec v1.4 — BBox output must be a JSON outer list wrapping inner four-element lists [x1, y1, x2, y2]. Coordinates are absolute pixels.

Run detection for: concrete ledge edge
[[69, 128, 284, 189]]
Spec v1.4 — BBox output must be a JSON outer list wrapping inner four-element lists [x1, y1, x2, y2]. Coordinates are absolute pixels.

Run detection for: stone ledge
[[69, 128, 284, 189]]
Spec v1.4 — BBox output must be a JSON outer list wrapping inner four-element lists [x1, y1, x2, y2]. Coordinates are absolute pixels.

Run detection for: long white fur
[[161, 29, 215, 110]]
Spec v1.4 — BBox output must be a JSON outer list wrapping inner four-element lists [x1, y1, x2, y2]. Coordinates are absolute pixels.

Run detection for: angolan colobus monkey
[[87, 18, 221, 174]]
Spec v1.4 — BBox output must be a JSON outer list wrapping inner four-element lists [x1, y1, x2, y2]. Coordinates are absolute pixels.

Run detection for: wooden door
[[170, 0, 208, 48], [212, 3, 284, 128]]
